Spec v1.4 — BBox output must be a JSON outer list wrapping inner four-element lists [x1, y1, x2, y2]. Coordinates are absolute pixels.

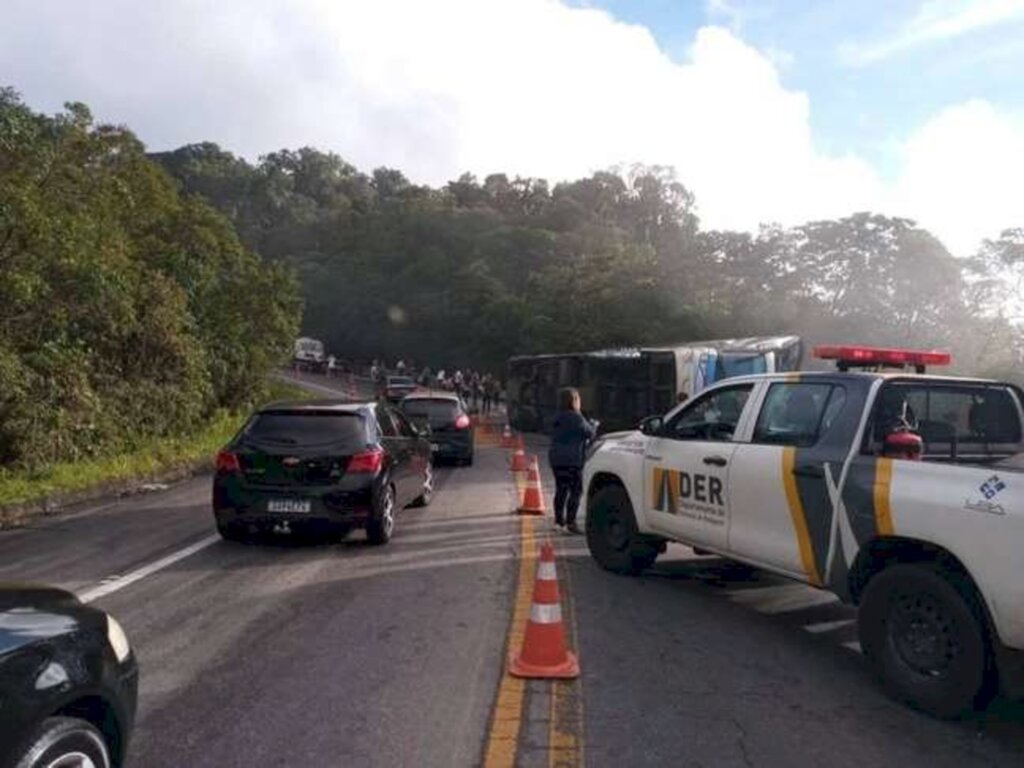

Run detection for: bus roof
[[508, 335, 801, 363]]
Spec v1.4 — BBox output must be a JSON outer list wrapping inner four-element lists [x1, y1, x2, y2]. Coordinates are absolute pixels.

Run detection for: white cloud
[[0, 0, 1020, 255], [893, 100, 1024, 254], [841, 0, 1024, 65]]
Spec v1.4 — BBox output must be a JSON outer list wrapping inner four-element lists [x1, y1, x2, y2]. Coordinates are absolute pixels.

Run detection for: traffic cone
[[510, 445, 529, 472], [509, 542, 579, 679], [501, 425, 514, 448], [517, 457, 546, 515]]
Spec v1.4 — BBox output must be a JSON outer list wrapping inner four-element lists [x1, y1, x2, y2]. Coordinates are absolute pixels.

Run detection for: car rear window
[[401, 399, 461, 425], [241, 411, 367, 448]]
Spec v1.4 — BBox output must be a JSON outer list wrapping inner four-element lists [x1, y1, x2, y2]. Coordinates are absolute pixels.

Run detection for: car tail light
[[348, 448, 384, 473], [454, 413, 471, 430], [215, 450, 241, 473]]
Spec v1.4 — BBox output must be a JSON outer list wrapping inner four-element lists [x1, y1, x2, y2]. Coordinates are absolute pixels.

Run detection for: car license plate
[[267, 499, 311, 514]]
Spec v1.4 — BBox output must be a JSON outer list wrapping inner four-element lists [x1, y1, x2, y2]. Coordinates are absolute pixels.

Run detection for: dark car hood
[[0, 583, 80, 612], [0, 584, 89, 656]]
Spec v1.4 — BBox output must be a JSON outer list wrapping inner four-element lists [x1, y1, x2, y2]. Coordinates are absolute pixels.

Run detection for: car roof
[[400, 391, 461, 402], [259, 399, 376, 412]]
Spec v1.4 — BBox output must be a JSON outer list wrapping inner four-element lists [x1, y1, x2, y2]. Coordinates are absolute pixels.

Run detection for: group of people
[[367, 359, 504, 414], [421, 368, 503, 413]]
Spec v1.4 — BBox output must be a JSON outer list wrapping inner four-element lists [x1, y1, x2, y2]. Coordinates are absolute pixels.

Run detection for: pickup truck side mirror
[[639, 416, 664, 436]]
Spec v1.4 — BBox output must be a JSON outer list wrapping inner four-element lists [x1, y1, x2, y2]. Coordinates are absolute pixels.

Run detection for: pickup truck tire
[[859, 564, 990, 718], [586, 485, 659, 575]]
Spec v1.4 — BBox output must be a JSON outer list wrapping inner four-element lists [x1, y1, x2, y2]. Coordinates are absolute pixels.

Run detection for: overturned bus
[[506, 336, 802, 433]]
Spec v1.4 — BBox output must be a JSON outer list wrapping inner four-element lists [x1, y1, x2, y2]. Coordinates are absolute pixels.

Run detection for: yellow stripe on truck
[[874, 457, 895, 536], [782, 447, 822, 586]]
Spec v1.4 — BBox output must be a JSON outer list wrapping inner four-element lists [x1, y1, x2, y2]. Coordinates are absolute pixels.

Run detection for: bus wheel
[[585, 485, 659, 575]]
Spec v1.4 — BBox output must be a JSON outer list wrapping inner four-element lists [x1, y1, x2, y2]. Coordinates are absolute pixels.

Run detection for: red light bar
[[813, 345, 951, 372]]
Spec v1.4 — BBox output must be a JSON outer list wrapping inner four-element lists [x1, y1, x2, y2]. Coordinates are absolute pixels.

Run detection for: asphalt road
[[3, 372, 1024, 766]]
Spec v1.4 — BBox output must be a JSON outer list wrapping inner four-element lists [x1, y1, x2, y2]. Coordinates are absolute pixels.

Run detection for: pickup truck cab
[[582, 345, 1024, 717]]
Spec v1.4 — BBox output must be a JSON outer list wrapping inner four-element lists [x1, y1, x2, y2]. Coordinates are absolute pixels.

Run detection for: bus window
[[717, 353, 768, 379]]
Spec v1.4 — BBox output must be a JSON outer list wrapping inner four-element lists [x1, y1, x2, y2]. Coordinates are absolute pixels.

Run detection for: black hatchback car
[[0, 585, 138, 768], [399, 393, 475, 465], [213, 400, 433, 544]]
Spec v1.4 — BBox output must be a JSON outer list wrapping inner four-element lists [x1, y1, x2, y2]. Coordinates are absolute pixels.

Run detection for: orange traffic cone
[[509, 542, 579, 679], [510, 445, 529, 472], [517, 457, 546, 515]]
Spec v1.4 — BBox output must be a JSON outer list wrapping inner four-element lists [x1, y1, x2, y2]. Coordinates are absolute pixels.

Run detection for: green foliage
[[0, 379, 312, 508], [0, 90, 300, 468]]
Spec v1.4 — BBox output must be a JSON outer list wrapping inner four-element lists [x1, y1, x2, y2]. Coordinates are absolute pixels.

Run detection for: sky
[[2, 0, 1023, 255]]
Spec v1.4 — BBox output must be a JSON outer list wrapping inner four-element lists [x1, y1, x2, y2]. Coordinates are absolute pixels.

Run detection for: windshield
[[241, 411, 366, 449], [716, 353, 768, 379]]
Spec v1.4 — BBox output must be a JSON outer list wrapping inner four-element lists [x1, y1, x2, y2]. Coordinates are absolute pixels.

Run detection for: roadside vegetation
[[0, 89, 301, 476], [0, 380, 310, 509]]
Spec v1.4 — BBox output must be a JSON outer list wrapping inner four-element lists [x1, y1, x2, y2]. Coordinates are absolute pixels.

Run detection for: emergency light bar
[[813, 345, 951, 374]]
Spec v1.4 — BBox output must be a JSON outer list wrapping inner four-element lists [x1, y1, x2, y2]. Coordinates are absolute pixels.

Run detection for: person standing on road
[[548, 387, 597, 534]]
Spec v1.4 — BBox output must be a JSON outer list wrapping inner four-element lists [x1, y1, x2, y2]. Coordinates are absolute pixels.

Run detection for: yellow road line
[[781, 447, 822, 587], [873, 457, 894, 535], [548, 539, 584, 768], [482, 514, 536, 767]]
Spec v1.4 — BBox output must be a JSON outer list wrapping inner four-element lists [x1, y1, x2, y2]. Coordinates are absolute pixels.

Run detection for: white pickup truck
[[582, 345, 1024, 717]]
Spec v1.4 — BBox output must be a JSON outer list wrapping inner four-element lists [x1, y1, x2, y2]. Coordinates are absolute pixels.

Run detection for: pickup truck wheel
[[586, 485, 658, 575], [859, 564, 991, 718]]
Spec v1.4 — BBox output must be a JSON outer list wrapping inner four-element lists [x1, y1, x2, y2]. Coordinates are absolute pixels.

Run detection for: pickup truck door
[[642, 383, 756, 550], [727, 378, 859, 585]]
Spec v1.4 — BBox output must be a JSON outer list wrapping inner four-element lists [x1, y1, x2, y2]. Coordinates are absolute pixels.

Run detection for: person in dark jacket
[[548, 387, 598, 533]]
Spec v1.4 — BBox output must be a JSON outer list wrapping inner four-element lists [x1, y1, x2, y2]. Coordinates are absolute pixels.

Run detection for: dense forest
[[3, 90, 1021, 468], [0, 91, 300, 468], [155, 143, 1023, 383]]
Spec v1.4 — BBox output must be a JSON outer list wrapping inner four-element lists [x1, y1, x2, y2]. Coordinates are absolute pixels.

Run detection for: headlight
[[106, 615, 132, 663]]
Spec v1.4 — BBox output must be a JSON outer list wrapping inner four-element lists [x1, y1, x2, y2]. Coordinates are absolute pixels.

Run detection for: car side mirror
[[639, 416, 663, 436]]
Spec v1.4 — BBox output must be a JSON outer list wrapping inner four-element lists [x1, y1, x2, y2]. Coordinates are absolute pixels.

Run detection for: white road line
[[842, 640, 863, 654], [77, 534, 220, 604], [804, 618, 856, 634], [726, 584, 839, 614]]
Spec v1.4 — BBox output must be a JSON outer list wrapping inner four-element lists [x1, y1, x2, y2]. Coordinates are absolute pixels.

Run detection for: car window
[[241, 411, 366, 449], [865, 383, 1024, 461], [401, 398, 460, 426], [663, 384, 753, 442], [752, 383, 844, 447]]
